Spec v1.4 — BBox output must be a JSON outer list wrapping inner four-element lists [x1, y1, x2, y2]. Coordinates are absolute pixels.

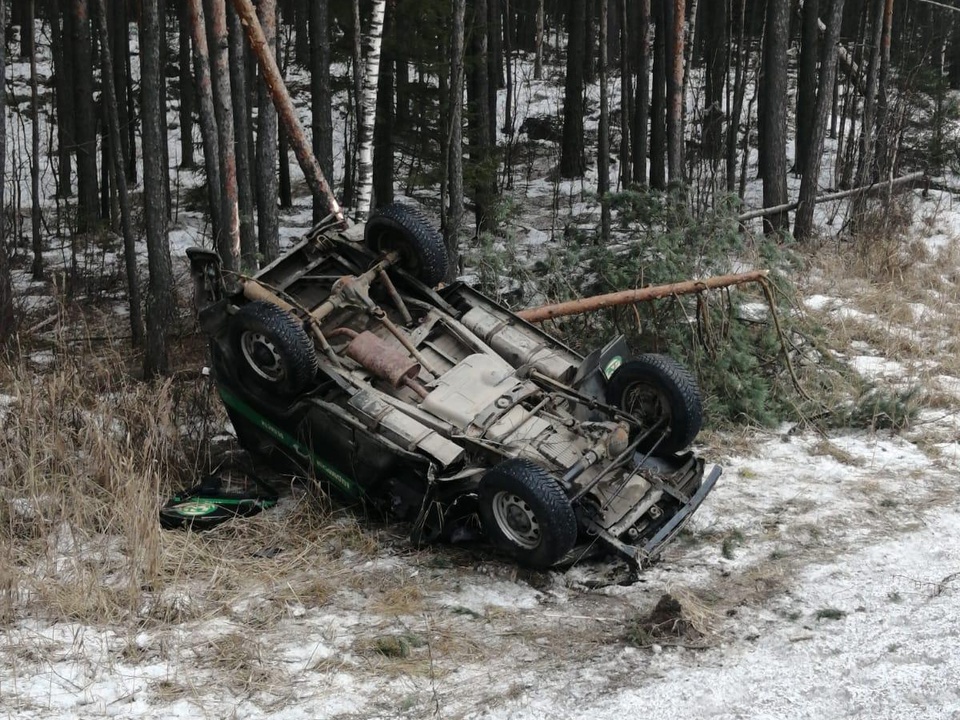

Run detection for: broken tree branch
[[737, 171, 926, 223], [229, 0, 345, 226], [517, 270, 770, 324]]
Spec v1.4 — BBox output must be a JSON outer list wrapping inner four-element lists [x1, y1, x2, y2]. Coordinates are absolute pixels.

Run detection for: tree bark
[[702, 0, 727, 160], [206, 0, 241, 271], [187, 0, 223, 248], [71, 0, 99, 232], [95, 0, 144, 346], [310, 0, 334, 222], [633, 0, 650, 185], [178, 2, 196, 169], [0, 0, 13, 347], [256, 0, 280, 263], [109, 0, 134, 182], [51, 8, 73, 198], [373, 3, 394, 209], [227, 4, 257, 269], [599, 0, 611, 242], [666, 0, 685, 183], [560, 0, 587, 178], [794, 0, 819, 175], [445, 0, 466, 280], [619, 0, 631, 185], [140, 0, 175, 377], [759, 0, 790, 234], [29, 0, 43, 279], [467, 0, 497, 230], [650, 0, 667, 189], [356, 0, 386, 218], [875, 0, 895, 177]]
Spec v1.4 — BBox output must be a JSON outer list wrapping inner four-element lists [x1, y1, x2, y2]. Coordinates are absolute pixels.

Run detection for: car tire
[[478, 459, 577, 570], [605, 354, 703, 453], [364, 202, 449, 287], [229, 301, 317, 398]]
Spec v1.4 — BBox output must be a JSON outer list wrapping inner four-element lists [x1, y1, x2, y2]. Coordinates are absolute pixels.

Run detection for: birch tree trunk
[[205, 0, 240, 271], [794, 0, 847, 242], [256, 0, 280, 263], [186, 0, 223, 249], [95, 0, 144, 346], [356, 0, 386, 218], [141, 0, 175, 377]]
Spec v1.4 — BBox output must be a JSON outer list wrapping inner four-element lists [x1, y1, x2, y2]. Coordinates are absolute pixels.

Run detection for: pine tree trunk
[[109, 0, 134, 181], [0, 0, 13, 347], [256, 0, 280, 262], [310, 0, 334, 221], [560, 0, 587, 178], [467, 0, 497, 230], [855, 0, 885, 188], [179, 1, 196, 169], [95, 0, 144, 346], [187, 0, 223, 247], [445, 0, 466, 280], [140, 0, 175, 377], [794, 0, 847, 241], [534, 0, 544, 79], [619, 0, 632, 186], [633, 0, 650, 185], [666, 0, 685, 184], [158, 0, 171, 217], [356, 0, 386, 218], [650, 0, 667, 189], [875, 0, 895, 177], [759, 0, 790, 234], [702, 0, 727, 160], [30, 0, 43, 279], [794, 0, 820, 175], [599, 0, 611, 242], [206, 0, 240, 271], [228, 4, 257, 269], [726, 0, 748, 192], [72, 0, 99, 232], [373, 3, 394, 208], [51, 9, 74, 198]]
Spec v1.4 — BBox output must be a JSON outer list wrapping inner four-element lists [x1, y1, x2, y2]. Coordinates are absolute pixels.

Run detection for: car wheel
[[229, 301, 318, 398], [605, 354, 703, 453], [478, 459, 577, 569], [364, 202, 449, 287]]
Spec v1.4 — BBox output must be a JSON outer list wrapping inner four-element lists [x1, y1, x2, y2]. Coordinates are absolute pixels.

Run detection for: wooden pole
[[229, 0, 345, 226], [517, 270, 770, 324]]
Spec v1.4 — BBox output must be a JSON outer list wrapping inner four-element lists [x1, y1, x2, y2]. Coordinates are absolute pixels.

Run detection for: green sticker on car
[[603, 355, 623, 379]]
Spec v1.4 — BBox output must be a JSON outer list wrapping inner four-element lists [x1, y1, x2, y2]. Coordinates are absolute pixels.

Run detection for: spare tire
[[229, 301, 318, 398], [478, 459, 577, 569], [605, 354, 703, 453], [364, 202, 448, 287]]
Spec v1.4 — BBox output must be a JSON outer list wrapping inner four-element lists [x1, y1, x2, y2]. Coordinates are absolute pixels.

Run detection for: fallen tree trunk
[[737, 171, 926, 223], [517, 270, 769, 324], [229, 0, 345, 226]]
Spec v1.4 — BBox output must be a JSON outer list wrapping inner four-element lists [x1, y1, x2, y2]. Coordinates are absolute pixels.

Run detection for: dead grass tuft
[[624, 589, 717, 649]]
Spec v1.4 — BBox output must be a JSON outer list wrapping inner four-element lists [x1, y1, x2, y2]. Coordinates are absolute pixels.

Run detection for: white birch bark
[[356, 0, 386, 219]]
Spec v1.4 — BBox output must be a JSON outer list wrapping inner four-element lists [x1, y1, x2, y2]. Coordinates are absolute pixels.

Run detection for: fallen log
[[737, 171, 926, 223], [229, 0, 345, 227], [517, 270, 769, 324]]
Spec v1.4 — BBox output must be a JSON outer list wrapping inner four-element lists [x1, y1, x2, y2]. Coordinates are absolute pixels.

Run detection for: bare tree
[[140, 0, 175, 377], [227, 3, 257, 269], [633, 0, 651, 185], [667, 0, 685, 183], [71, 0, 99, 232], [206, 0, 241, 270], [178, 1, 196, 169], [311, 0, 334, 222], [794, 0, 820, 175], [445, 0, 466, 280], [759, 0, 790, 234], [0, 0, 13, 348], [29, 0, 42, 279], [560, 0, 587, 177], [599, 0, 611, 241], [95, 0, 143, 345], [794, 0, 847, 241], [187, 0, 223, 249]]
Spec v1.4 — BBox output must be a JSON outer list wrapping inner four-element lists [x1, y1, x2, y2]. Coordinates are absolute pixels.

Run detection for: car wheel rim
[[491, 491, 541, 549], [241, 331, 285, 382], [623, 382, 668, 425]]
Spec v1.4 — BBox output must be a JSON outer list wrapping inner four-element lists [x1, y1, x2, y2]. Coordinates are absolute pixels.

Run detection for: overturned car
[[188, 204, 721, 571]]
